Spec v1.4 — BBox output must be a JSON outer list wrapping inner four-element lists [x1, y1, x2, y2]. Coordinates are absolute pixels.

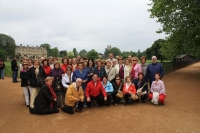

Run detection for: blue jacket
[[145, 63, 164, 82], [85, 66, 95, 82], [101, 81, 114, 93], [94, 67, 106, 79], [72, 69, 88, 89]]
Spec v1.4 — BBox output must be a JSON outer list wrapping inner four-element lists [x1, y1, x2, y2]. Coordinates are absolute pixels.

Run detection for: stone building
[[15, 44, 47, 59]]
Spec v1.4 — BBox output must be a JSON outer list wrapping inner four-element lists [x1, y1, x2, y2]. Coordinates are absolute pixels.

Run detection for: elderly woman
[[105, 60, 116, 84], [131, 56, 142, 80], [101, 75, 114, 106], [61, 78, 84, 114], [124, 59, 131, 81], [28, 59, 46, 108], [112, 75, 123, 105], [20, 60, 31, 107], [94, 60, 106, 81], [149, 73, 166, 105], [86, 59, 95, 82], [42, 59, 51, 76], [30, 76, 59, 114], [62, 67, 73, 105], [50, 62, 64, 108], [112, 60, 119, 75], [133, 72, 148, 103], [27, 59, 33, 68], [61, 58, 68, 73], [123, 76, 137, 106], [118, 58, 125, 81]]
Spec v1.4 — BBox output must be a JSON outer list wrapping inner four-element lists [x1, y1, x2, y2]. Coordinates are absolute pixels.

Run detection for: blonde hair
[[132, 56, 139, 61], [44, 76, 54, 82]]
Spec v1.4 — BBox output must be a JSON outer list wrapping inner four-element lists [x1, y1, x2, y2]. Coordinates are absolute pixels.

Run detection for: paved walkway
[[0, 63, 200, 133]]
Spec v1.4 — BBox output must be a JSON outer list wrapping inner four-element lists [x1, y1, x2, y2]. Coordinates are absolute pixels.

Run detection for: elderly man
[[86, 74, 107, 107], [145, 56, 164, 87], [61, 78, 84, 114], [107, 53, 118, 65]]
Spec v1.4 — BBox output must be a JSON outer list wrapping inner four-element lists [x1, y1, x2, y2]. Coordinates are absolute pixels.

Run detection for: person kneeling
[[86, 74, 107, 107], [123, 76, 138, 106], [61, 78, 84, 114], [29, 76, 59, 115]]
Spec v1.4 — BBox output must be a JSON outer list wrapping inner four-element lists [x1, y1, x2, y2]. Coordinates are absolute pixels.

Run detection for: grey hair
[[76, 78, 82, 82], [152, 56, 157, 60]]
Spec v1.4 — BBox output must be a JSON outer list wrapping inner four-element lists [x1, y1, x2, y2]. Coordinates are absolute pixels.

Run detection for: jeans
[[55, 90, 62, 107], [12, 71, 18, 82], [0, 69, 4, 79]]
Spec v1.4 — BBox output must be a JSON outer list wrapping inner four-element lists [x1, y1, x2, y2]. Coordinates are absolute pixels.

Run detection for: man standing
[[145, 56, 164, 86], [86, 74, 107, 107], [11, 57, 19, 83], [140, 56, 148, 76], [107, 53, 118, 65], [61, 78, 84, 114]]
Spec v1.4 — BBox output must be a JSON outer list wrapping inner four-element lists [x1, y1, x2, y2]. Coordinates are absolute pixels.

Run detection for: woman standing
[[29, 76, 59, 114], [50, 62, 64, 108], [20, 60, 31, 107], [28, 60, 46, 108], [86, 59, 95, 82], [94, 60, 106, 81], [124, 59, 131, 81], [71, 58, 78, 72], [112, 75, 123, 105], [105, 60, 116, 84], [61, 67, 73, 105], [61, 58, 68, 73], [149, 73, 166, 105], [123, 76, 137, 106], [118, 58, 125, 82], [101, 75, 114, 106], [27, 59, 33, 68], [42, 59, 51, 76], [0, 59, 5, 80], [131, 57, 142, 80]]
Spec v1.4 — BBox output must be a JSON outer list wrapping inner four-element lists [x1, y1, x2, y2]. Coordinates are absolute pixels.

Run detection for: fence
[[4, 60, 199, 77], [160, 60, 199, 75]]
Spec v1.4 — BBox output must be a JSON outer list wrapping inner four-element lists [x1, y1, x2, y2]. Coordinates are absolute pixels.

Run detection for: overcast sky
[[0, 0, 165, 53]]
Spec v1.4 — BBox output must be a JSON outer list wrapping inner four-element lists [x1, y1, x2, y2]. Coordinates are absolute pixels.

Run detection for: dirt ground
[[0, 63, 200, 133]]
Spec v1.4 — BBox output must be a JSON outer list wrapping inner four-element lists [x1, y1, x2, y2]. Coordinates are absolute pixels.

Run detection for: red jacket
[[86, 80, 107, 98], [43, 66, 51, 76], [61, 64, 68, 73], [123, 83, 136, 94]]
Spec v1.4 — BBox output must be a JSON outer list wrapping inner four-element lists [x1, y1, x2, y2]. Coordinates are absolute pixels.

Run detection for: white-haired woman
[[29, 76, 59, 114]]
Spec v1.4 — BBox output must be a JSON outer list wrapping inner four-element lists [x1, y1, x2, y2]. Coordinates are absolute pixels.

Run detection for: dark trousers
[[12, 71, 18, 82], [55, 90, 62, 106], [106, 92, 113, 106], [62, 102, 84, 114], [87, 94, 104, 107], [124, 93, 132, 104], [112, 92, 121, 104], [141, 94, 148, 101]]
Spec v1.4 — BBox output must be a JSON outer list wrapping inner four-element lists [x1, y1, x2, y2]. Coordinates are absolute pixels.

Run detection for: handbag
[[37, 73, 44, 87], [116, 83, 123, 98], [131, 93, 138, 100], [137, 82, 147, 96]]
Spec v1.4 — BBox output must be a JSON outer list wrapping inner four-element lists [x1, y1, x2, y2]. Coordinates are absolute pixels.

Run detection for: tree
[[0, 33, 16, 57], [0, 49, 7, 61], [60, 50, 67, 57], [148, 0, 200, 60], [86, 49, 99, 60], [136, 50, 142, 58], [40, 43, 51, 57], [121, 51, 129, 59], [79, 49, 87, 57], [50, 47, 59, 57], [73, 48, 78, 57], [104, 47, 121, 57], [67, 51, 74, 58]]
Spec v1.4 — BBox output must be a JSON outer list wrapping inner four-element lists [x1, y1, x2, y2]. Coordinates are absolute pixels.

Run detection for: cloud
[[0, 0, 165, 53]]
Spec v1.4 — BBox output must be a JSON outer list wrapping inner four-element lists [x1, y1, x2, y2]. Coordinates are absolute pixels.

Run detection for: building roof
[[175, 54, 187, 58]]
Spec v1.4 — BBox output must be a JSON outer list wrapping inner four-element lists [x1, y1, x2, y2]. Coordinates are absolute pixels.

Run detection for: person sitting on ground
[[61, 78, 84, 114], [29, 76, 59, 114], [112, 75, 124, 105], [133, 72, 148, 103], [123, 76, 137, 106], [86, 74, 107, 107], [149, 73, 166, 105], [101, 75, 114, 106]]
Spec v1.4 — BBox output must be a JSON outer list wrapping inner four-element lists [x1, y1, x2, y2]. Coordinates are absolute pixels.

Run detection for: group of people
[[12, 53, 166, 115]]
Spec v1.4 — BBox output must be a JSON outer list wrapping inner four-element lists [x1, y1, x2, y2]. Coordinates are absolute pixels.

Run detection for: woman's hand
[[54, 98, 57, 102]]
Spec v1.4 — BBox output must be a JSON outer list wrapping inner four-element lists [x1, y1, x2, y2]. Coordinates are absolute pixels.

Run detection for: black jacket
[[94, 67, 106, 79], [31, 84, 57, 114], [133, 78, 148, 93], [11, 59, 18, 71], [28, 66, 46, 87], [0, 63, 5, 70], [113, 82, 123, 93], [20, 69, 29, 87]]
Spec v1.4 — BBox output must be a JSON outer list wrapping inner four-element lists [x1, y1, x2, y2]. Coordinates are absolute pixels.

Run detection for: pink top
[[150, 80, 166, 95], [133, 63, 142, 79]]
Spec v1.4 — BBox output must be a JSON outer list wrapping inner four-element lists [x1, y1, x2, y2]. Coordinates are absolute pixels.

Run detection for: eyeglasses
[[133, 60, 137, 61], [115, 79, 120, 80]]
